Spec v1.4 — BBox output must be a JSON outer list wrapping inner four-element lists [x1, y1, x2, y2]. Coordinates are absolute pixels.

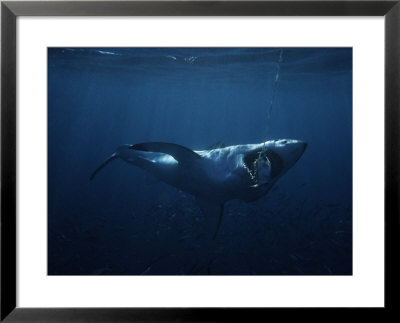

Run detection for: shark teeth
[[242, 162, 257, 185]]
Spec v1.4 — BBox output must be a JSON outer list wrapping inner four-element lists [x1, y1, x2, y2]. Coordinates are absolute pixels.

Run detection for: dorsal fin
[[207, 140, 225, 150], [130, 142, 201, 166]]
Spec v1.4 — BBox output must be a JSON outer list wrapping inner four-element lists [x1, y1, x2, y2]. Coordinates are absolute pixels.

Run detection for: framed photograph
[[1, 0, 398, 321]]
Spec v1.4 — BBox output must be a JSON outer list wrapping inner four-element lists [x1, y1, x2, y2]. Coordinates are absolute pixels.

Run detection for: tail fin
[[90, 153, 117, 180]]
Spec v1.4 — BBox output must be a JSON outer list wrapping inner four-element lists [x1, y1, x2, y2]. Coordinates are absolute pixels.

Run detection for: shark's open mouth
[[243, 148, 284, 185]]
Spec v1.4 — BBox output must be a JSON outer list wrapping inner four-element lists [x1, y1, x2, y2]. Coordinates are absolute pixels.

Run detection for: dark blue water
[[48, 48, 352, 275]]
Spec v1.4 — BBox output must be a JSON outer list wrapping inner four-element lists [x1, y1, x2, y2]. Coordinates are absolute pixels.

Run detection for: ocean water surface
[[48, 48, 352, 275]]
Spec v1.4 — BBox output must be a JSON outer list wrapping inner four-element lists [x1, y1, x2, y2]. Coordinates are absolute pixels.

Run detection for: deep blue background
[[48, 48, 352, 275]]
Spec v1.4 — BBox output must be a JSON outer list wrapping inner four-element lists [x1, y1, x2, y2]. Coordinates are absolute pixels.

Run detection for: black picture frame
[[1, 1, 399, 321]]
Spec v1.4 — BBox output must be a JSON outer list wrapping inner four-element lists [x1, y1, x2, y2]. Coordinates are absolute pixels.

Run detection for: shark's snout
[[264, 139, 307, 180], [276, 138, 306, 162], [285, 140, 307, 163], [292, 140, 307, 158]]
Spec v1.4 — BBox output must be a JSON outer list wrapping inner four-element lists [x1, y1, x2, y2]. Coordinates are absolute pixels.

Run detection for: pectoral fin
[[130, 142, 201, 167], [196, 197, 225, 240]]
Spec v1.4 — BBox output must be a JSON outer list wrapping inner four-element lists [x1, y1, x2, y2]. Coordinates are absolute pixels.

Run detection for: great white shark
[[90, 139, 307, 238]]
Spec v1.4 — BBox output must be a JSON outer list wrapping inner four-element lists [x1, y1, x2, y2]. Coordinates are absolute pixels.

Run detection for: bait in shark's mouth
[[242, 148, 285, 187]]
